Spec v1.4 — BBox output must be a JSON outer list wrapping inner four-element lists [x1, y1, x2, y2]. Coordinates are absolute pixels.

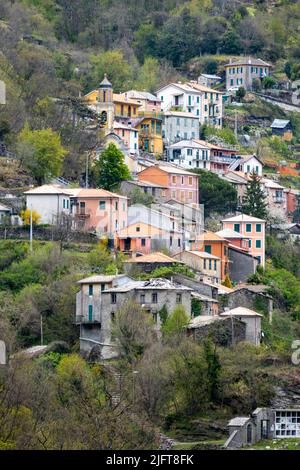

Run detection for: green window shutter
[[256, 240, 261, 248], [88, 285, 93, 296], [205, 245, 211, 254], [256, 224, 262, 233], [234, 224, 240, 233], [88, 305, 93, 322], [246, 224, 252, 233]]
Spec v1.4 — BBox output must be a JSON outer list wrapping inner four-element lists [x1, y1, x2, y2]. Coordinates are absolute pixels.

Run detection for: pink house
[[70, 189, 128, 235], [221, 214, 266, 267], [138, 164, 199, 204], [113, 121, 139, 155]]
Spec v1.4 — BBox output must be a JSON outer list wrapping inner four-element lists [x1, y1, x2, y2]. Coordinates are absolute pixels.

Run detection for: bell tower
[[97, 74, 114, 133]]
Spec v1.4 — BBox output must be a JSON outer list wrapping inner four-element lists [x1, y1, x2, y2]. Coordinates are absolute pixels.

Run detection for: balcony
[[75, 314, 101, 324], [75, 210, 91, 219]]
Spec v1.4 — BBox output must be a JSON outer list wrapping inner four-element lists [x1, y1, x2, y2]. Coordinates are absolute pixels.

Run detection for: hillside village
[[2, 0, 300, 453]]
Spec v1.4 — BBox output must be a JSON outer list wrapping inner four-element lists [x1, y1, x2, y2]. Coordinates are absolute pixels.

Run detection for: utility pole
[[40, 314, 43, 346], [29, 205, 33, 252], [85, 152, 89, 188], [234, 109, 238, 139]]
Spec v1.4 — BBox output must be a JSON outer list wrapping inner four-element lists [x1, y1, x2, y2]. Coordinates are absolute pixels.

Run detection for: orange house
[[191, 231, 229, 281], [138, 165, 199, 204]]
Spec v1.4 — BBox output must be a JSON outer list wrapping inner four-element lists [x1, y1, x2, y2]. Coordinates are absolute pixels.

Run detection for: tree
[[20, 208, 41, 225], [222, 274, 233, 289], [92, 143, 131, 191], [203, 337, 221, 401], [161, 304, 189, 338], [236, 86, 246, 102], [126, 188, 154, 207], [221, 28, 242, 54], [192, 169, 237, 217], [90, 51, 132, 93], [112, 301, 156, 365], [17, 125, 67, 184], [262, 76, 277, 90], [243, 172, 268, 220]]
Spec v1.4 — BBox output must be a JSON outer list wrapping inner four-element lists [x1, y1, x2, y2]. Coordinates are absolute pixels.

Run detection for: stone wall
[[191, 317, 246, 347], [0, 226, 98, 243]]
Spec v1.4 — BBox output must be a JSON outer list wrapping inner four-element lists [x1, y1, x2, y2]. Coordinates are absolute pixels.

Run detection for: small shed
[[271, 119, 293, 141]]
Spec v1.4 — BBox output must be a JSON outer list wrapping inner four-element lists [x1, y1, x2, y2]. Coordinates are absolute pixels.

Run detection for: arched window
[[101, 111, 107, 124]]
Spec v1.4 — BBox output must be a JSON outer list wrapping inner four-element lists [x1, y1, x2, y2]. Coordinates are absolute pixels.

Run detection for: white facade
[[25, 193, 72, 224], [242, 156, 263, 176], [157, 82, 223, 127], [168, 140, 211, 170]]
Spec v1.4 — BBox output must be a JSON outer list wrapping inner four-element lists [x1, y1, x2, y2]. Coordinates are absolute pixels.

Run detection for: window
[[204, 104, 208, 112], [172, 176, 177, 184], [247, 165, 251, 173], [234, 223, 240, 233], [257, 256, 261, 265], [256, 240, 261, 248], [178, 238, 181, 247], [152, 293, 158, 304], [115, 201, 118, 210], [99, 201, 106, 210], [136, 226, 140, 232], [176, 293, 182, 304], [248, 239, 252, 248], [115, 220, 118, 229], [176, 117, 180, 126], [141, 238, 146, 247], [88, 284, 93, 296], [101, 283, 105, 292], [214, 260, 217, 270], [204, 259, 207, 269], [188, 176, 193, 185], [188, 191, 193, 200], [111, 312, 115, 322], [246, 224, 252, 233], [140, 294, 145, 304], [205, 245, 211, 254], [256, 224, 262, 233], [88, 305, 93, 322], [161, 96, 163, 101], [209, 260, 212, 270], [111, 293, 117, 304]]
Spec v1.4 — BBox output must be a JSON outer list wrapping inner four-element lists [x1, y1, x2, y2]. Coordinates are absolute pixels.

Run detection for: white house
[[24, 185, 80, 224], [229, 155, 263, 176], [167, 139, 210, 170], [163, 110, 200, 145], [157, 81, 223, 128]]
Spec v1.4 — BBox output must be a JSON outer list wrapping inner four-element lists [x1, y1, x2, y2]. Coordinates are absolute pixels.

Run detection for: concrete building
[[225, 57, 271, 91], [261, 178, 287, 220], [229, 155, 263, 176], [188, 315, 246, 347], [225, 407, 300, 448], [173, 250, 221, 284], [157, 81, 223, 127], [222, 214, 266, 267], [121, 90, 161, 113], [191, 231, 229, 281], [120, 179, 168, 202], [76, 276, 192, 360], [113, 121, 139, 155], [219, 306, 262, 346], [163, 111, 200, 145], [197, 74, 221, 88], [138, 164, 199, 204], [167, 139, 210, 170]]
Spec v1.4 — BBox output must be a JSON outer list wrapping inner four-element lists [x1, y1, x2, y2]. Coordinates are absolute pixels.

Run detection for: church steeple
[[97, 74, 114, 133]]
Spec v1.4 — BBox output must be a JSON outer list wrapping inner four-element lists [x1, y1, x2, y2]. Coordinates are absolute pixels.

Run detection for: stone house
[[120, 179, 168, 202], [173, 250, 221, 284], [219, 307, 262, 346], [225, 57, 271, 91], [76, 276, 192, 360], [187, 315, 246, 347]]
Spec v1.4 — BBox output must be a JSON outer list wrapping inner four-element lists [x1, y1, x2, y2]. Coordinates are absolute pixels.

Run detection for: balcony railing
[[76, 314, 101, 324]]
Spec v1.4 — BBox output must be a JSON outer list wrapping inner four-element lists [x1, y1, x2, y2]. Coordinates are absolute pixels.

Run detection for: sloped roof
[[216, 228, 248, 239], [73, 188, 128, 199], [0, 202, 11, 211], [139, 164, 198, 176], [194, 139, 237, 152], [116, 222, 168, 239], [201, 231, 227, 242], [125, 252, 182, 264], [175, 250, 220, 260], [228, 417, 251, 426], [24, 184, 79, 196], [271, 119, 290, 129], [220, 307, 263, 317], [186, 81, 223, 94], [222, 214, 265, 223], [225, 57, 271, 67], [113, 93, 141, 106], [188, 315, 222, 329], [199, 74, 221, 80], [78, 274, 128, 284], [169, 139, 209, 150]]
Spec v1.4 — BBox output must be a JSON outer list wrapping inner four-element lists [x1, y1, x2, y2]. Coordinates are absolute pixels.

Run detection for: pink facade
[[168, 173, 199, 204], [71, 189, 128, 235], [222, 215, 266, 267], [285, 188, 299, 216], [227, 237, 250, 251]]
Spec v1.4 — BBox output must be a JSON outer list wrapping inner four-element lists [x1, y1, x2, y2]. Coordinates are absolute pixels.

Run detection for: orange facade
[[191, 232, 229, 281]]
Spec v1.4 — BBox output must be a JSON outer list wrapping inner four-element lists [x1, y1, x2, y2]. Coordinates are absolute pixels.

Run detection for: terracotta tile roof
[[73, 188, 128, 199], [116, 222, 168, 238], [125, 252, 183, 264]]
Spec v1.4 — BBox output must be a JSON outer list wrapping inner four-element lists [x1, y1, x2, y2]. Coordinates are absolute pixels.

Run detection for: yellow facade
[[136, 117, 163, 155], [113, 94, 140, 119]]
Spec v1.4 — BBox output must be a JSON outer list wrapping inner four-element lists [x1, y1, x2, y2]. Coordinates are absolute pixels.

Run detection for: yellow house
[[134, 116, 163, 155], [113, 94, 141, 119]]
